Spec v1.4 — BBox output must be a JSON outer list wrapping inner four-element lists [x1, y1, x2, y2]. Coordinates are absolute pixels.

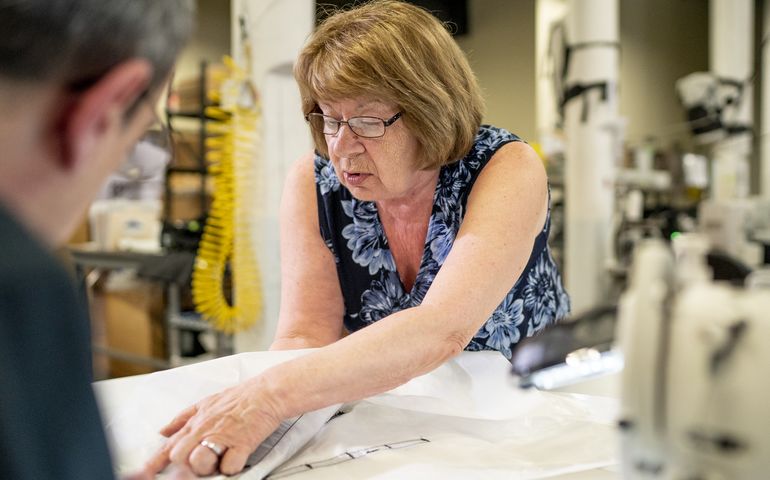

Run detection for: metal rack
[[164, 60, 213, 226], [70, 247, 233, 377]]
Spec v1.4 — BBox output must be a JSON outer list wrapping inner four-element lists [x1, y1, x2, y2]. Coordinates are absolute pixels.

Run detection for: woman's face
[[319, 97, 434, 203]]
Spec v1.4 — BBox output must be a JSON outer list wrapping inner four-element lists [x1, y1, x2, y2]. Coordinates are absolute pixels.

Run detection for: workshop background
[[68, 0, 770, 380]]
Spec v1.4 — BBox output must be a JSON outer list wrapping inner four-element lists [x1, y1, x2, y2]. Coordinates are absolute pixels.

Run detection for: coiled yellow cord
[[191, 57, 262, 333]]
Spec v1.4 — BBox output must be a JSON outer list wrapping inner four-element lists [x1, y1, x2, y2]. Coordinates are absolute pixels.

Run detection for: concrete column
[[710, 0, 754, 200], [563, 0, 620, 313], [762, 0, 770, 198], [231, 0, 314, 351]]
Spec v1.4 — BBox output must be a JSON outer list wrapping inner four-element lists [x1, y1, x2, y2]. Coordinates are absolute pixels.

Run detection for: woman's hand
[[124, 464, 196, 480], [142, 376, 284, 477]]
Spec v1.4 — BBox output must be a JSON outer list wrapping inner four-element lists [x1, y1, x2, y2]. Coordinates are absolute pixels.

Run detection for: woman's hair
[[294, 0, 485, 169]]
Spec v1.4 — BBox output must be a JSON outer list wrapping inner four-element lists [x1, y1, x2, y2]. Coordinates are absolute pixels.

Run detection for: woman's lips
[[343, 171, 371, 186]]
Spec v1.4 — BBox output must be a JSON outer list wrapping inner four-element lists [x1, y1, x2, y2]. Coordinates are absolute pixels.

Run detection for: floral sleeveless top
[[314, 125, 570, 360]]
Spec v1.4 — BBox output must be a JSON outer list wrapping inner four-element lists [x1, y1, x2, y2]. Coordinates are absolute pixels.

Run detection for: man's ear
[[63, 59, 153, 170]]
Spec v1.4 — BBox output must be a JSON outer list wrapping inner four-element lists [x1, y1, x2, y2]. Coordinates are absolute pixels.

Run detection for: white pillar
[[232, 0, 314, 351], [762, 0, 770, 198], [563, 0, 620, 313], [710, 0, 754, 200]]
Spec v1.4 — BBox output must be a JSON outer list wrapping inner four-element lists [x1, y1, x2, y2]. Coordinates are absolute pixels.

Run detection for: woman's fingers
[[160, 404, 198, 437], [141, 441, 172, 476], [187, 443, 221, 477], [169, 429, 207, 466], [219, 445, 253, 476], [165, 464, 198, 480], [144, 379, 284, 476]]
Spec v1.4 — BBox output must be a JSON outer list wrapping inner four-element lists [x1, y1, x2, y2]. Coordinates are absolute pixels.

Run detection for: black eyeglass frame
[[304, 111, 403, 138]]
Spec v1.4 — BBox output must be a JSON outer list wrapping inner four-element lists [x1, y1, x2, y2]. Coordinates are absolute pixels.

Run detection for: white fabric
[[94, 350, 619, 479]]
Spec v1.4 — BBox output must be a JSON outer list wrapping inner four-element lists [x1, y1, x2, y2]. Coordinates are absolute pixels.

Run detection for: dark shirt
[[314, 125, 571, 360], [0, 205, 114, 479]]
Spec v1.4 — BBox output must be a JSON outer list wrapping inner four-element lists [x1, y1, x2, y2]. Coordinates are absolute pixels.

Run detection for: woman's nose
[[330, 124, 365, 157]]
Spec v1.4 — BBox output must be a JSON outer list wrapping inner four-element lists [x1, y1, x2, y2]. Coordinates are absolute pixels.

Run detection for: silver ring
[[200, 439, 226, 457]]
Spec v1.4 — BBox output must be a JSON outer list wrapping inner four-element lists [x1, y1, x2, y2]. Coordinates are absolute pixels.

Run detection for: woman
[[146, 0, 569, 476]]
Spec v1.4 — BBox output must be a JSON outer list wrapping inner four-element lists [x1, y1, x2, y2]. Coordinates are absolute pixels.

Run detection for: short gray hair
[[0, 0, 195, 92]]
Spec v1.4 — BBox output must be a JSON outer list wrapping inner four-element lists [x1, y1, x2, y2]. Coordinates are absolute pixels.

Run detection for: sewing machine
[[698, 198, 770, 268], [513, 235, 770, 479]]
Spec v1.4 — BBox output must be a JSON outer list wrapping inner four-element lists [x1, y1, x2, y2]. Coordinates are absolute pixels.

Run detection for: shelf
[[167, 166, 208, 174], [169, 312, 216, 332], [166, 109, 220, 120], [164, 61, 210, 223]]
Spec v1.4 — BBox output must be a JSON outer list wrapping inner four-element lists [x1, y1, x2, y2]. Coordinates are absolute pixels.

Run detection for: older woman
[[147, 0, 569, 476]]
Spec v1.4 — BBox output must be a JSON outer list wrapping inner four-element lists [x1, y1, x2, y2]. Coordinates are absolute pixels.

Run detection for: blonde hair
[[294, 0, 485, 169]]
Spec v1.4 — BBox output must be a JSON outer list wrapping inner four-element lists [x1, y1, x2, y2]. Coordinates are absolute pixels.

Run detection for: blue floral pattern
[[317, 161, 340, 195], [341, 199, 396, 275], [360, 271, 411, 324], [314, 125, 570, 360], [474, 294, 525, 359]]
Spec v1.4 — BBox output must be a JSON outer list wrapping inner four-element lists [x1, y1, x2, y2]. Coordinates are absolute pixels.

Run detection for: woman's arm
[[263, 141, 548, 413], [270, 151, 345, 350], [147, 142, 548, 476]]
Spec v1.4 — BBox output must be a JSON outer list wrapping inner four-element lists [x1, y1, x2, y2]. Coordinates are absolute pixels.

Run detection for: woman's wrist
[[254, 366, 294, 421]]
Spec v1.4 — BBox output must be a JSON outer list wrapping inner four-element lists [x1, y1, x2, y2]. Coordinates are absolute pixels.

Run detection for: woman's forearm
[[261, 303, 470, 420]]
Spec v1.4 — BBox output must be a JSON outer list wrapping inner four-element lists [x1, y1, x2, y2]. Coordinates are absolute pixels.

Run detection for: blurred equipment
[[698, 197, 770, 269], [618, 235, 770, 479], [191, 49, 263, 333], [513, 235, 770, 479], [511, 304, 621, 391], [675, 72, 750, 145], [90, 130, 171, 253], [88, 200, 162, 253], [98, 132, 171, 202]]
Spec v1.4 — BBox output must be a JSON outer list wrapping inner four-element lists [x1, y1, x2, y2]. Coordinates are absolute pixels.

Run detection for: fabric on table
[[95, 351, 618, 480]]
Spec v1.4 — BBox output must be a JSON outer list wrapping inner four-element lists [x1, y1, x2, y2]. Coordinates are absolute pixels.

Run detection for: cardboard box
[[170, 130, 203, 170], [89, 273, 166, 378], [165, 173, 213, 222], [168, 64, 228, 112], [68, 214, 90, 245]]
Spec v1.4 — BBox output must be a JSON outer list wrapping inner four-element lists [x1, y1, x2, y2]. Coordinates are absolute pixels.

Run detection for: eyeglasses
[[305, 111, 403, 138], [106, 107, 174, 199]]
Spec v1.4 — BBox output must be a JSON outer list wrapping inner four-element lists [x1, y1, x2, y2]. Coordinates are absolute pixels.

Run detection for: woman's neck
[[376, 169, 439, 223]]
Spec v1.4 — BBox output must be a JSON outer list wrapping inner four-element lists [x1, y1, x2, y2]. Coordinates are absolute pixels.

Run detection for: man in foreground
[[0, 1, 194, 477]]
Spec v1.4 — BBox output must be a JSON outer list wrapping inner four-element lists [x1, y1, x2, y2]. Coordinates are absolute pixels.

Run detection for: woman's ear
[[62, 59, 153, 170]]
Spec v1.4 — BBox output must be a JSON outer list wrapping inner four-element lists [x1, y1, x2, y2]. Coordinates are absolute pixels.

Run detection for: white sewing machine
[[512, 234, 770, 479], [698, 198, 770, 269], [617, 235, 770, 479]]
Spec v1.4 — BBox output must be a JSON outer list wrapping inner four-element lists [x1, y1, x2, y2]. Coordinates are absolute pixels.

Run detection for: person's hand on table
[[141, 377, 284, 477], [125, 464, 196, 480]]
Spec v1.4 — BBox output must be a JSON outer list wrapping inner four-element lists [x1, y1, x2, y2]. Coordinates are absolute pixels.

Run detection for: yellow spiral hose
[[191, 57, 262, 333]]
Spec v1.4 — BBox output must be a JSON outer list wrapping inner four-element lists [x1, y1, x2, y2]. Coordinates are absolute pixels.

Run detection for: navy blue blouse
[[314, 125, 570, 359]]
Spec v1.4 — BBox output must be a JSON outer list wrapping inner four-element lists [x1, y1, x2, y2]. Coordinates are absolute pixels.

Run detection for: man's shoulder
[[0, 205, 69, 290]]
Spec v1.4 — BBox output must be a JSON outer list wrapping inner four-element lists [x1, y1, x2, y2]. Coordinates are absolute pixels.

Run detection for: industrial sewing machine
[[512, 235, 770, 479]]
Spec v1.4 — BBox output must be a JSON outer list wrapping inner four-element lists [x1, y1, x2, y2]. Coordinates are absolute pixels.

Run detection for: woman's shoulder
[[475, 124, 523, 146], [469, 125, 523, 158], [445, 125, 524, 180]]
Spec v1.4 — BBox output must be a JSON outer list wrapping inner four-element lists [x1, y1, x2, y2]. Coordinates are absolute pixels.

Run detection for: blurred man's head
[[0, 0, 194, 245]]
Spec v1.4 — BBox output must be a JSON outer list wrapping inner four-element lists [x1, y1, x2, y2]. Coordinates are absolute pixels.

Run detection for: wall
[[619, 0, 709, 149], [455, 0, 709, 149], [175, 0, 232, 82], [456, 0, 537, 142]]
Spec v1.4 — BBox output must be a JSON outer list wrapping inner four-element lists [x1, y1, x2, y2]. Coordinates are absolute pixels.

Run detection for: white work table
[[94, 350, 620, 479]]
